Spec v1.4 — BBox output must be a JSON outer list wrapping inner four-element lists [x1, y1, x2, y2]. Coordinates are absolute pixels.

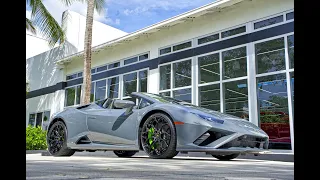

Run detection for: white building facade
[[26, 0, 294, 151]]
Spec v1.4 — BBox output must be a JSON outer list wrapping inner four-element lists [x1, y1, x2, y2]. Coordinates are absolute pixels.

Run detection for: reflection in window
[[77, 72, 83, 77], [123, 72, 137, 97], [160, 65, 171, 90], [257, 73, 291, 149], [221, 26, 246, 38], [29, 114, 35, 126], [108, 62, 120, 69], [254, 15, 283, 29], [139, 70, 148, 92], [224, 79, 248, 119], [97, 65, 108, 72], [107, 77, 119, 98], [222, 47, 247, 79], [76, 85, 81, 104], [255, 38, 285, 74], [159, 91, 170, 97], [199, 84, 220, 111], [95, 80, 106, 101], [198, 33, 219, 45], [290, 72, 294, 122], [90, 82, 94, 102], [286, 12, 294, 20], [160, 47, 171, 55], [65, 87, 76, 106], [66, 73, 77, 80], [42, 111, 50, 130], [173, 88, 191, 103], [173, 41, 191, 52], [124, 57, 138, 65], [198, 53, 220, 83], [173, 60, 191, 88], [287, 35, 294, 69], [139, 98, 152, 109], [36, 112, 43, 127], [139, 54, 149, 61]]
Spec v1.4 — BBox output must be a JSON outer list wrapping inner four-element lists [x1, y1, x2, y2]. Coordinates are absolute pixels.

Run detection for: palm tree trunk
[[81, 0, 95, 104]]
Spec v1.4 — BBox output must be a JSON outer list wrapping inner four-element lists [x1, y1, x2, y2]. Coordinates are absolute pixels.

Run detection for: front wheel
[[47, 121, 75, 156], [212, 153, 240, 161], [113, 150, 137, 157], [140, 113, 178, 159]]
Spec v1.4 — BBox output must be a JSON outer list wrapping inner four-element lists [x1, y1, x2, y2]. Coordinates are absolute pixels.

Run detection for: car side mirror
[[113, 100, 135, 109]]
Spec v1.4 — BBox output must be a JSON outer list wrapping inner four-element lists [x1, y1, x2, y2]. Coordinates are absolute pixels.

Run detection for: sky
[[26, 0, 216, 33]]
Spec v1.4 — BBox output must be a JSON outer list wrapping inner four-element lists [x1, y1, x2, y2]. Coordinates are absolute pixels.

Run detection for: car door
[[86, 102, 138, 146]]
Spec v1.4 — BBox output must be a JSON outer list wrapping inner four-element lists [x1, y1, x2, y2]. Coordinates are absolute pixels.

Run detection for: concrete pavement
[[26, 151, 294, 180]]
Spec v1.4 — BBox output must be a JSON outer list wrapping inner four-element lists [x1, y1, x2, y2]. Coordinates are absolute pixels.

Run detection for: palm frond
[[26, 18, 37, 34], [30, 0, 65, 47]]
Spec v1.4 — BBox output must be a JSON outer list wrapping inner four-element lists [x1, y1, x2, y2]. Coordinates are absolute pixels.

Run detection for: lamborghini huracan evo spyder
[[47, 92, 269, 160]]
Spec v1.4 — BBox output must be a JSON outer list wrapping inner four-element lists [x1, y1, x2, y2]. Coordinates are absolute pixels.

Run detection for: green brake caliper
[[148, 127, 155, 150]]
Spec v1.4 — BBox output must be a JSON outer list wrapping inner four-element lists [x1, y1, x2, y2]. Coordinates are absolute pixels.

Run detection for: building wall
[[65, 0, 293, 74], [64, 10, 128, 52]]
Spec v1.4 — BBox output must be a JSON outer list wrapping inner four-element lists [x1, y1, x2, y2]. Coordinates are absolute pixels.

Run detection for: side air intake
[[76, 135, 91, 144]]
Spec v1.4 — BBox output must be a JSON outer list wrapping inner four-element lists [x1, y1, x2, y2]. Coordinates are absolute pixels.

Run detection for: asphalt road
[[26, 152, 294, 180]]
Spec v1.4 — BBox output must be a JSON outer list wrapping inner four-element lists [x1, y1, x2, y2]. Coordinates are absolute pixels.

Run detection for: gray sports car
[[47, 92, 269, 160]]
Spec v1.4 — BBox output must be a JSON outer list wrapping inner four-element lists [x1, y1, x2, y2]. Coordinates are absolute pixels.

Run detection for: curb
[[26, 150, 47, 154]]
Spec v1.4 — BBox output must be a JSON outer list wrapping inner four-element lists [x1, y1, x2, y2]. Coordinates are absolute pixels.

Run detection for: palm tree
[[81, 0, 105, 104]]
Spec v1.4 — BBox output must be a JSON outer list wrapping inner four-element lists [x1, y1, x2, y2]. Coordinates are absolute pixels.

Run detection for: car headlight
[[190, 112, 224, 124]]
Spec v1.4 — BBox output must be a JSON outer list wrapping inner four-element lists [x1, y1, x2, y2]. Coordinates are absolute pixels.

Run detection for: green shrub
[[26, 125, 47, 150]]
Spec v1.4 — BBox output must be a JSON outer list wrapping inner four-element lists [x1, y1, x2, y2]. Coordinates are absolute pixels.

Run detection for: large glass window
[[36, 112, 43, 127], [257, 73, 291, 149], [42, 111, 50, 131], [139, 70, 148, 92], [254, 15, 283, 30], [221, 26, 246, 38], [76, 85, 81, 104], [255, 37, 286, 74], [123, 72, 137, 97], [90, 82, 95, 102], [95, 80, 106, 101], [124, 57, 138, 65], [198, 33, 219, 45], [29, 114, 35, 126], [199, 84, 220, 111], [286, 12, 294, 20], [108, 62, 120, 69], [224, 79, 248, 119], [173, 88, 191, 103], [198, 53, 220, 83], [222, 46, 247, 79], [107, 77, 119, 98], [287, 35, 294, 69], [160, 65, 171, 90], [173, 41, 192, 52], [65, 87, 76, 106], [290, 72, 294, 122], [173, 60, 192, 88], [160, 47, 171, 55]]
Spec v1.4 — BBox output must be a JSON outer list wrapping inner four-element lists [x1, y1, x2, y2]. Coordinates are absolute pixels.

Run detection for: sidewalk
[[27, 149, 294, 162]]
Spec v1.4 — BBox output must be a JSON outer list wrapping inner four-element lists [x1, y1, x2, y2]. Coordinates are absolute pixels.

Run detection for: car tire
[[212, 153, 240, 161], [47, 121, 75, 156], [141, 113, 178, 159], [113, 150, 137, 157]]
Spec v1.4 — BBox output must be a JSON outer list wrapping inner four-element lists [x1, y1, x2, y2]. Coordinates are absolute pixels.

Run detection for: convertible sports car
[[47, 92, 269, 160]]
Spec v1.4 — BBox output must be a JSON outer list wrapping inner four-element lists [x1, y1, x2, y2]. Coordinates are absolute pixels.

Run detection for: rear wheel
[[141, 113, 178, 159], [212, 153, 240, 161], [113, 150, 137, 157], [47, 121, 75, 156]]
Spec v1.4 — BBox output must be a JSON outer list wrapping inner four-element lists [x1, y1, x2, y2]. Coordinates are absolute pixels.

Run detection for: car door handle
[[88, 116, 96, 119]]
